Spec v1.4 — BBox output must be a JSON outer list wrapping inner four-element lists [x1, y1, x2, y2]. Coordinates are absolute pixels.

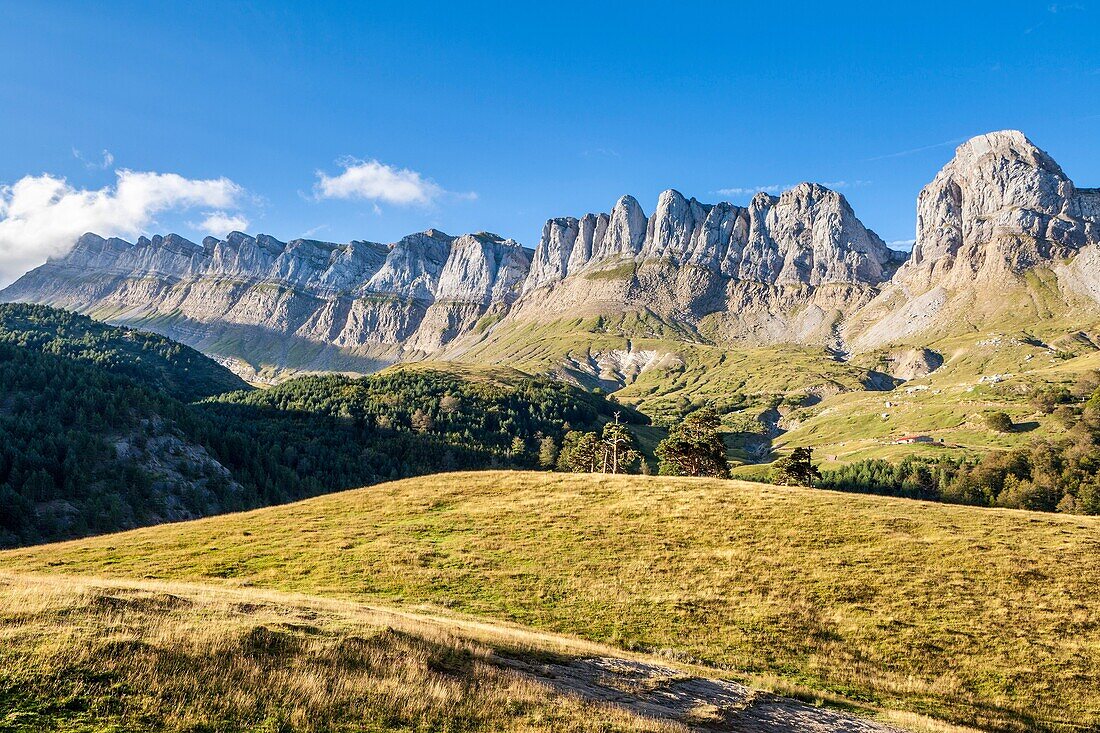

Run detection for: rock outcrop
[[900, 130, 1100, 290], [848, 131, 1100, 350], [4, 129, 1096, 375], [523, 185, 898, 293], [505, 184, 903, 352]]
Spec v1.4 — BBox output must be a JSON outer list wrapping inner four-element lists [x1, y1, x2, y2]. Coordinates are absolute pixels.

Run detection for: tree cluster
[[555, 413, 643, 474], [818, 390, 1100, 514], [209, 368, 635, 461]]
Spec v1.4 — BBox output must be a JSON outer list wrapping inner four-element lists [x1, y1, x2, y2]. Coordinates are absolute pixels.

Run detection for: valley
[[4, 131, 1100, 471]]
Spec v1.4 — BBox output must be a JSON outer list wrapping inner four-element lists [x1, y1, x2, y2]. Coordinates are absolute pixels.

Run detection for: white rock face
[[6, 129, 1096, 371], [522, 184, 897, 293], [599, 195, 648, 261], [901, 130, 1100, 288], [434, 233, 529, 305], [365, 230, 452, 301], [746, 184, 897, 285], [847, 130, 1100, 350], [525, 218, 579, 293]]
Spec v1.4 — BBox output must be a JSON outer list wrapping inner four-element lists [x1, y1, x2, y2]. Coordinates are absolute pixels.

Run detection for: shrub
[[985, 411, 1014, 433]]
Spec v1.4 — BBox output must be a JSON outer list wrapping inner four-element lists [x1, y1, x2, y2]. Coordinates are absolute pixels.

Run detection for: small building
[[893, 434, 934, 445]]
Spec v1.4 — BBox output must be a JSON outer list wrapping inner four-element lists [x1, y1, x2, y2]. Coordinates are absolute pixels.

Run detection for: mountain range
[[4, 130, 1099, 390]]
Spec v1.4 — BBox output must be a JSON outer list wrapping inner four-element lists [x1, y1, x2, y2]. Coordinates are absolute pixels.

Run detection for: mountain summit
[[901, 130, 1100, 289], [3, 131, 1097, 378], [525, 184, 898, 292]]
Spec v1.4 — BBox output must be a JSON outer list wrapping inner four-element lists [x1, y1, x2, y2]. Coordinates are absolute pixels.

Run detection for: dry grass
[[0, 573, 680, 732], [3, 471, 1098, 731]]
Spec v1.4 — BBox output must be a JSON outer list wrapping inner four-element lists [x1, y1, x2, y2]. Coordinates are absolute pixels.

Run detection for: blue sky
[[0, 0, 1098, 282]]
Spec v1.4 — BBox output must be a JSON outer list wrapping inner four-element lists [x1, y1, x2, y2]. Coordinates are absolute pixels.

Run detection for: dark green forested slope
[[0, 340, 196, 544], [0, 302, 248, 401], [0, 307, 636, 547], [210, 365, 642, 456]]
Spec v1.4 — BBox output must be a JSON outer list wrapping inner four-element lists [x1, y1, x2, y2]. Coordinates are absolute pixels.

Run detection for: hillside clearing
[[2, 471, 1098, 731]]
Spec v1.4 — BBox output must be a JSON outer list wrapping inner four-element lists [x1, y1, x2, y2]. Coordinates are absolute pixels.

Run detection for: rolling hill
[[4, 471, 1096, 732]]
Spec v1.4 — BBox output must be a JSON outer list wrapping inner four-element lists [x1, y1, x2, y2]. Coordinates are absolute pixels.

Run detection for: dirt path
[[499, 655, 904, 732]]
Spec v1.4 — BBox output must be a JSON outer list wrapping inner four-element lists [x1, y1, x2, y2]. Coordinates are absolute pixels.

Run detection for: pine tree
[[557, 431, 582, 472], [562, 431, 601, 473], [655, 406, 729, 478], [769, 446, 822, 487], [510, 436, 527, 457], [601, 413, 640, 474]]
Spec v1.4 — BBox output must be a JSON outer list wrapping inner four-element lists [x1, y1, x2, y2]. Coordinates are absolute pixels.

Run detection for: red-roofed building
[[893, 434, 934, 445]]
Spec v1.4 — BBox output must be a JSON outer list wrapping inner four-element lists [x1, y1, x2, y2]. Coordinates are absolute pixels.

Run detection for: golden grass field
[[2, 471, 1098, 732], [0, 573, 683, 732]]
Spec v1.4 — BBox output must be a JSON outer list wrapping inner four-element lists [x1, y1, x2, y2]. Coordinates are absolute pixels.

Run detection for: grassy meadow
[[2, 471, 1098, 732], [779, 329, 1100, 467], [446, 313, 881, 420], [0, 573, 682, 733]]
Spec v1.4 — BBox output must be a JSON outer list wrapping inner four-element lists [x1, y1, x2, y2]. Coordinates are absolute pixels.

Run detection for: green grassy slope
[[779, 329, 1100, 468], [448, 313, 888, 425], [4, 471, 1096, 732]]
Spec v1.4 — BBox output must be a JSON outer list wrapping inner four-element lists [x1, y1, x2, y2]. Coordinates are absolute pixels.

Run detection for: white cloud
[[863, 139, 965, 162], [716, 183, 790, 197], [821, 179, 871, 190], [715, 180, 868, 198], [0, 169, 245, 285], [72, 147, 115, 170], [582, 147, 620, 158], [193, 211, 251, 237], [298, 224, 330, 239], [888, 238, 916, 250], [314, 157, 475, 207]]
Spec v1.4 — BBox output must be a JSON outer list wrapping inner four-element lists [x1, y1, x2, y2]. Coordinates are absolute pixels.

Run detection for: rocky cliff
[[503, 184, 903, 351], [847, 130, 1100, 349], [3, 129, 1097, 377], [900, 130, 1100, 290], [524, 185, 898, 292], [0, 228, 531, 375]]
